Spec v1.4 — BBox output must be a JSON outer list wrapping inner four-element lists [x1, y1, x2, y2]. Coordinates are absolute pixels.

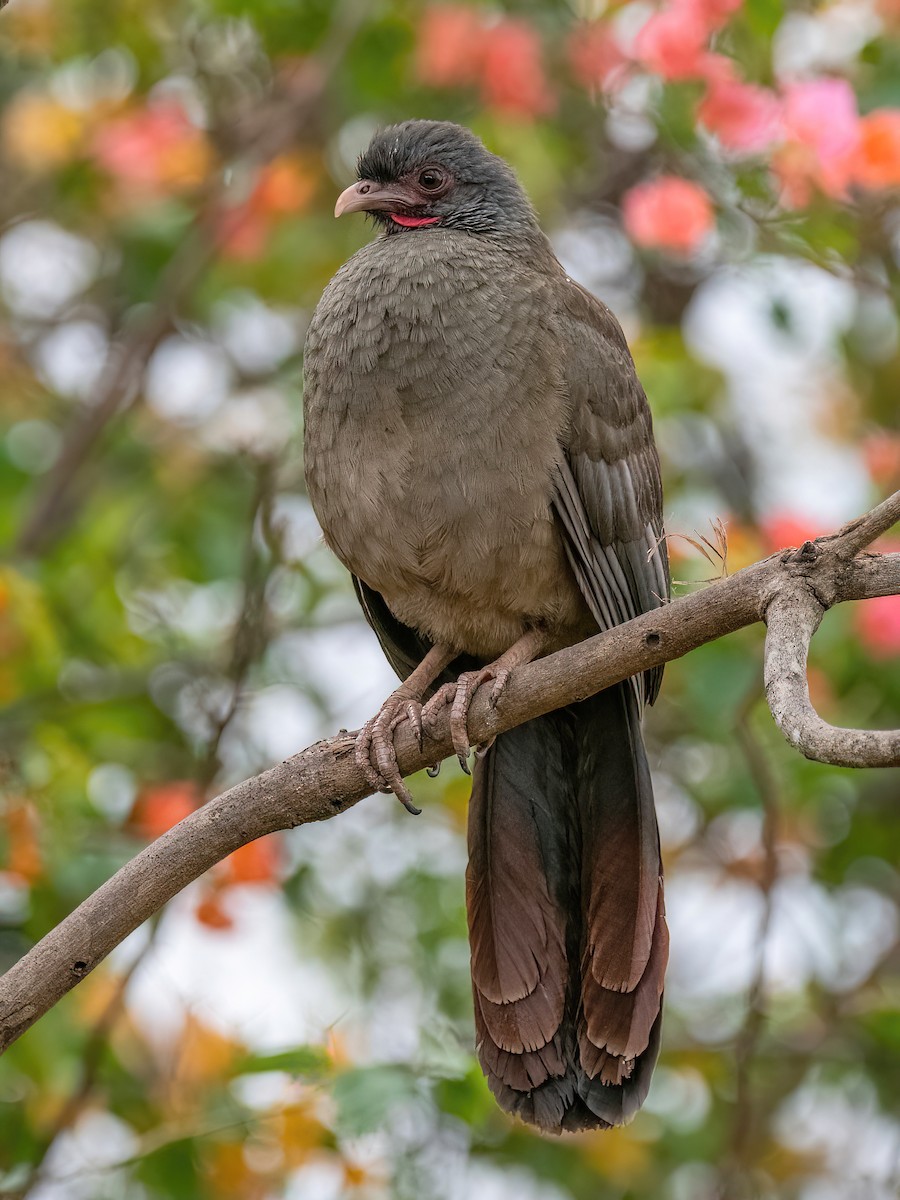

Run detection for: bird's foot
[[423, 665, 511, 773], [355, 687, 425, 816]]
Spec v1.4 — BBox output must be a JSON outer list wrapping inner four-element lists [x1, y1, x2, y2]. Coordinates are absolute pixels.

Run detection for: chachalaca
[[303, 120, 670, 1133]]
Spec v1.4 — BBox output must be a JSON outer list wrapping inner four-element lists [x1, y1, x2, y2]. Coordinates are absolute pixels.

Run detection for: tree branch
[[765, 579, 900, 767], [1, 498, 898, 1053]]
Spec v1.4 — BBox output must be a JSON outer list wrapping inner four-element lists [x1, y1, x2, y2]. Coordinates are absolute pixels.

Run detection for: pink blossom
[[782, 78, 859, 195], [856, 595, 900, 657], [622, 176, 715, 254]]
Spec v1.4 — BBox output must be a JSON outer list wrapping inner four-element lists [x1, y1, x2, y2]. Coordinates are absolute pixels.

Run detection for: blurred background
[[0, 0, 899, 1197]]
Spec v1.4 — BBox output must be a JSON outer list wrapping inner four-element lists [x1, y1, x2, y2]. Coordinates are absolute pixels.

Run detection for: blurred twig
[[197, 460, 278, 788], [13, 1, 366, 557], [719, 692, 781, 1200]]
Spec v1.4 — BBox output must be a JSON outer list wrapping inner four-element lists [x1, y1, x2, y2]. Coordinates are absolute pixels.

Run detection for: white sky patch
[[27, 1111, 138, 1200], [144, 335, 233, 424], [33, 319, 108, 401], [199, 385, 296, 457], [773, 1, 882, 80], [684, 256, 871, 524], [49, 47, 137, 111], [122, 886, 348, 1051], [213, 292, 303, 375], [269, 621, 398, 733], [776, 1073, 900, 1197], [667, 869, 898, 1005], [0, 220, 100, 319]]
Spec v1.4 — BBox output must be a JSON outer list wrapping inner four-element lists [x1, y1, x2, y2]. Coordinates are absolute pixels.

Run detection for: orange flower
[[221, 835, 281, 885], [853, 109, 900, 188], [4, 800, 42, 883], [131, 781, 200, 839], [414, 8, 553, 119], [254, 155, 317, 216], [3, 91, 84, 173], [195, 893, 235, 931], [216, 155, 316, 262], [622, 176, 714, 254]]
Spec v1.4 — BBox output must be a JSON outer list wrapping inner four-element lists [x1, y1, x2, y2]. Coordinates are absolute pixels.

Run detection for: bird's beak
[[334, 179, 419, 218]]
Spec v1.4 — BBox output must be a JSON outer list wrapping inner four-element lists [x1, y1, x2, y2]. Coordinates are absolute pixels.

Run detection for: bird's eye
[[418, 168, 445, 191]]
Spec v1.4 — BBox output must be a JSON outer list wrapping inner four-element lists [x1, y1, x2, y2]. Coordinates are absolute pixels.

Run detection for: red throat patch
[[390, 214, 442, 227]]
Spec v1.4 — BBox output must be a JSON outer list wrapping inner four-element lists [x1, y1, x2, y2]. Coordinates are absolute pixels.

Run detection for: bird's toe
[[355, 691, 424, 815]]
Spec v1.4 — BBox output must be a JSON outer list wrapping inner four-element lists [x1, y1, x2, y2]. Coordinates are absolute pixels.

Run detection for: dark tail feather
[[467, 685, 667, 1134]]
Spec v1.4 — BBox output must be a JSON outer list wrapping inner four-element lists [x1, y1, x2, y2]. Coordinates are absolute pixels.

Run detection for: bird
[[303, 120, 670, 1133]]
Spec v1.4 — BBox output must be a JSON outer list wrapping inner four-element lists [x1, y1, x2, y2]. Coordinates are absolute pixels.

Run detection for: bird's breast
[[303, 234, 586, 657]]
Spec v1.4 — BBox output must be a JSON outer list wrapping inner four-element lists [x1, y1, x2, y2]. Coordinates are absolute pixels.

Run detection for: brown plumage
[[303, 120, 670, 1133]]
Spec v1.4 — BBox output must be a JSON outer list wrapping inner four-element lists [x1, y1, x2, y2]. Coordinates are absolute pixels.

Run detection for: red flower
[[91, 100, 212, 198], [863, 430, 900, 485], [699, 72, 781, 153], [415, 5, 484, 87], [480, 19, 555, 118], [568, 22, 627, 93], [686, 0, 744, 29], [760, 514, 825, 553], [622, 176, 714, 254], [634, 7, 710, 81]]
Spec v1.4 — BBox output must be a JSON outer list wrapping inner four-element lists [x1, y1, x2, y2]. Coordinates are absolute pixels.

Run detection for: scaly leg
[[422, 628, 548, 772], [356, 643, 456, 814]]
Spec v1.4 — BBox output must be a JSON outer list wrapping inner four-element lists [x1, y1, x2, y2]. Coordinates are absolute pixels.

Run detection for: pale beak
[[334, 179, 419, 218]]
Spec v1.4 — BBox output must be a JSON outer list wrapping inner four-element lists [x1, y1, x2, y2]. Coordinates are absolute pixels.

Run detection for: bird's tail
[[466, 683, 667, 1133]]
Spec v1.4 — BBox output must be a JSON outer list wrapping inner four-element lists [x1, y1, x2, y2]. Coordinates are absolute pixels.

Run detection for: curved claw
[[406, 701, 424, 751], [422, 667, 507, 772], [354, 690, 424, 815], [488, 668, 511, 708], [449, 676, 479, 772]]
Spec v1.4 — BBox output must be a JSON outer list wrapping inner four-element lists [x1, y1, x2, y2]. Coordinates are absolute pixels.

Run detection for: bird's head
[[334, 120, 539, 237]]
